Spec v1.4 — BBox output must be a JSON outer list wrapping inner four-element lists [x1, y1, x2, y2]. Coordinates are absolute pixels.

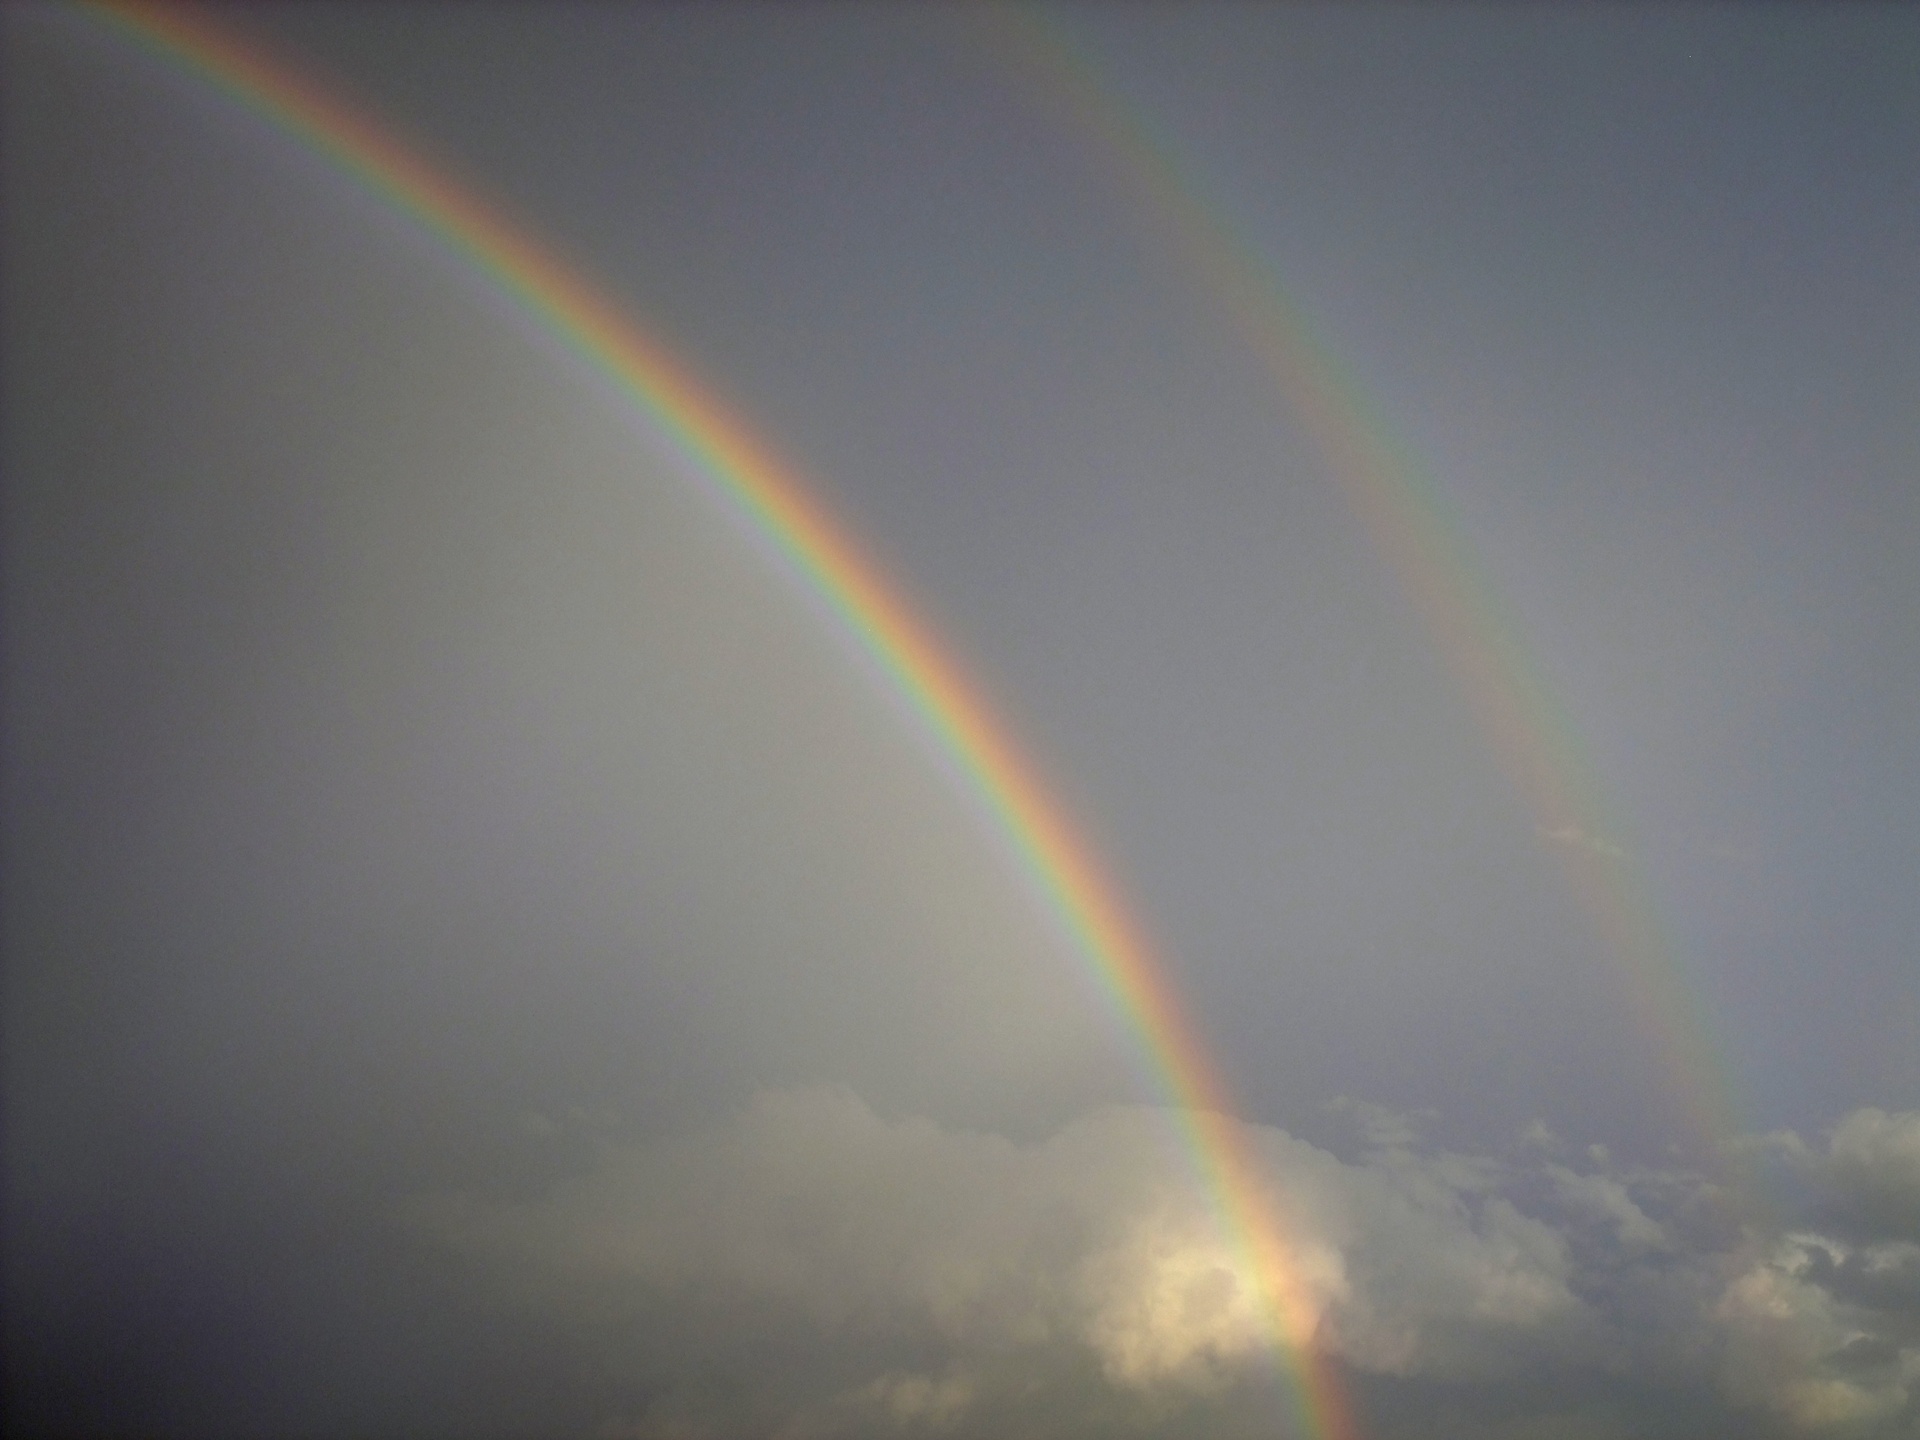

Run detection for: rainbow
[[985, 11, 1746, 1168], [85, 5, 1365, 1439]]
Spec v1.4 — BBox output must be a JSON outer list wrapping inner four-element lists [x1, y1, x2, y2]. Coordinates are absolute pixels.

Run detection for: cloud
[[1329, 1096, 1432, 1151], [1545, 1164, 1667, 1254], [412, 1095, 1920, 1438], [418, 1088, 1325, 1407], [1717, 1235, 1920, 1432], [1822, 1109, 1920, 1242]]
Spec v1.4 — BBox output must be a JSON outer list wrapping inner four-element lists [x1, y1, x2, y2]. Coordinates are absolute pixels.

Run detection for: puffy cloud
[[421, 1090, 1330, 1403], [1545, 1165, 1667, 1254], [1703, 1109, 1920, 1434], [1823, 1110, 1920, 1243], [1717, 1235, 1920, 1432], [1329, 1096, 1429, 1150], [413, 1096, 1920, 1438]]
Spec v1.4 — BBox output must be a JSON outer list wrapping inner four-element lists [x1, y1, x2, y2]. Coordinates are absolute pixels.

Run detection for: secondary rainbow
[[87, 5, 1365, 1439], [987, 10, 1747, 1172]]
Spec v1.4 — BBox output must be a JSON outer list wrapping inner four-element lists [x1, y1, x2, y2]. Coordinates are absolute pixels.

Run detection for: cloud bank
[[414, 1091, 1920, 1438]]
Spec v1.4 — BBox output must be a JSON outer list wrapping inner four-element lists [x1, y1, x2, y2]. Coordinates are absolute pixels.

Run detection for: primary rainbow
[[987, 11, 1745, 1169], [87, 5, 1365, 1439]]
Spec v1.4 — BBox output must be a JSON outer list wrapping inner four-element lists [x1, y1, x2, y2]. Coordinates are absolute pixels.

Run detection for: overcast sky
[[6, 5, 1919, 1438]]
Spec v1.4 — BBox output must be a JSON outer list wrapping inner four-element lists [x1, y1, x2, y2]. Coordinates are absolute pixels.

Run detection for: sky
[[4, 4, 1919, 1438]]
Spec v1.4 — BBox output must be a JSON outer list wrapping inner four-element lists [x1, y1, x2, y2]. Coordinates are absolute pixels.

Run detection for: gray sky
[[6, 5, 1918, 1438]]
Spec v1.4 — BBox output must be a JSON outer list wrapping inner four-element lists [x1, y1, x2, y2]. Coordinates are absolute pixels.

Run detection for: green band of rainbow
[[987, 9, 1745, 1172], [85, 5, 1364, 1439]]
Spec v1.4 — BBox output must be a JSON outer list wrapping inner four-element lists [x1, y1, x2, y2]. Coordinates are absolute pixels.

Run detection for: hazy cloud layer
[[417, 1091, 1920, 1438]]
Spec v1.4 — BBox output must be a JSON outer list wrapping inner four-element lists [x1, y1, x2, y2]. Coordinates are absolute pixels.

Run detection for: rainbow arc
[[89, 5, 1365, 1438], [987, 9, 1744, 1172]]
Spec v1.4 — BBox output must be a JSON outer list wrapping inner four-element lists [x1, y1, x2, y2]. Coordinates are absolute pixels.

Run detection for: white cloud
[[413, 1095, 1920, 1438], [420, 1088, 1340, 1401]]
